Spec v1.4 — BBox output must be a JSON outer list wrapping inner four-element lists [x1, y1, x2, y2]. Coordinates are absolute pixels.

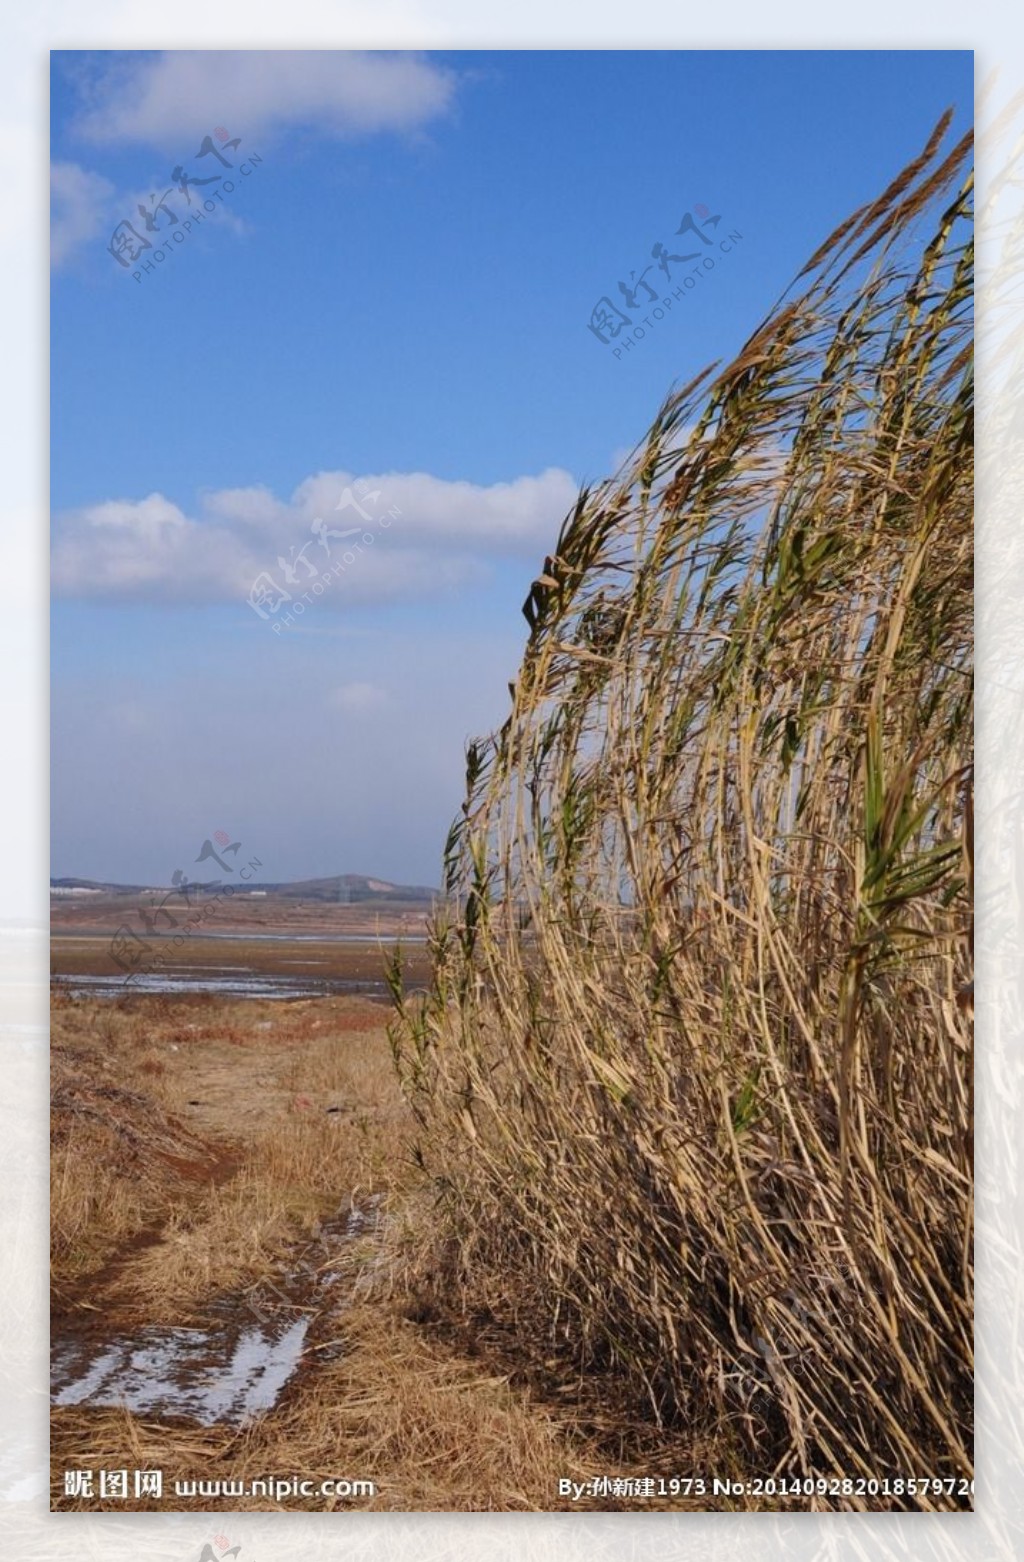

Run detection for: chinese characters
[[246, 480, 401, 633], [108, 830, 262, 982], [63, 1467, 163, 1500], [107, 127, 264, 282], [588, 202, 743, 358]]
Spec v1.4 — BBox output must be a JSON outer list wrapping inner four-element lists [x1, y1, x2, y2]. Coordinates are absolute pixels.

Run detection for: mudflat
[[50, 895, 435, 1000]]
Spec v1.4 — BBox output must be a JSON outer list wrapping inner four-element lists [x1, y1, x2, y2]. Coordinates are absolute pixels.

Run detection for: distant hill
[[51, 873, 437, 903], [243, 874, 438, 904], [51, 878, 151, 895]]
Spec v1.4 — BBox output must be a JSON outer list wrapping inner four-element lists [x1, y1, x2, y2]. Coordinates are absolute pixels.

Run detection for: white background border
[[5, 7, 1019, 1558]]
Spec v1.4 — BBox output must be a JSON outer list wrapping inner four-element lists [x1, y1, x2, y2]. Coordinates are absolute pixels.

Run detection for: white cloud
[[51, 467, 579, 606], [50, 161, 115, 267], [52, 51, 459, 267], [292, 468, 576, 550], [327, 681, 389, 714], [71, 50, 458, 150], [51, 161, 254, 270]]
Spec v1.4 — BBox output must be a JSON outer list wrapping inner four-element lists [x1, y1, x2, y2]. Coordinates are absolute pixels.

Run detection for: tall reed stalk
[[392, 114, 974, 1506]]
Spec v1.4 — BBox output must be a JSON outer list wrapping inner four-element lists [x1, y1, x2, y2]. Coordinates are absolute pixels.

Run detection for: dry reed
[[391, 115, 974, 1508]]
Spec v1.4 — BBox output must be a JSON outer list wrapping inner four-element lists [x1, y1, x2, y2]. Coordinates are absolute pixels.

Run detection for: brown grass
[[51, 993, 407, 1308], [50, 992, 610, 1511], [51, 1000, 220, 1286], [51, 1298, 605, 1512], [391, 118, 974, 1509]]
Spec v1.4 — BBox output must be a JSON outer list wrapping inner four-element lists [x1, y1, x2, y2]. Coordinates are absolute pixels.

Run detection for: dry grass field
[[50, 990, 657, 1513]]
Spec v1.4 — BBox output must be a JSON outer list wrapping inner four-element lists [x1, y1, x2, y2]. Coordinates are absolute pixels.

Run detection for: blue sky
[[51, 49, 973, 887]]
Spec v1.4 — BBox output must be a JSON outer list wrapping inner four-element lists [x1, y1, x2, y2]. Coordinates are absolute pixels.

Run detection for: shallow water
[[56, 929, 428, 944], [51, 1200, 381, 1427], [198, 931, 428, 944], [51, 1317, 310, 1427], [52, 969, 390, 1001]]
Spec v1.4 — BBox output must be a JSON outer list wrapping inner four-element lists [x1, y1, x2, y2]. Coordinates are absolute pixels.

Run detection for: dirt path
[[53, 998, 392, 1409], [51, 994, 598, 1511]]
